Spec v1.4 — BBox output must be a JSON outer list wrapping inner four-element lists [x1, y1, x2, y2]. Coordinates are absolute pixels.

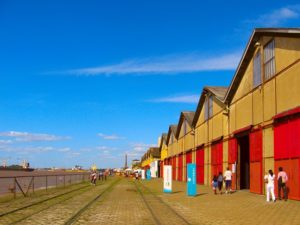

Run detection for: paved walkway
[[74, 178, 154, 225], [1, 177, 300, 224], [143, 178, 300, 225]]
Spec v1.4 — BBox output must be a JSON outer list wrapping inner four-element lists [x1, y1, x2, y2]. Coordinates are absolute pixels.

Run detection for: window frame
[[205, 95, 213, 120], [253, 51, 262, 88], [263, 39, 276, 80]]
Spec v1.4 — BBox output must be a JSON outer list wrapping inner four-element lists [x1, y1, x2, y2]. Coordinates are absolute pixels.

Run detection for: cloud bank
[[61, 52, 240, 76], [150, 94, 199, 104], [0, 131, 71, 142], [245, 5, 300, 27], [97, 133, 125, 140]]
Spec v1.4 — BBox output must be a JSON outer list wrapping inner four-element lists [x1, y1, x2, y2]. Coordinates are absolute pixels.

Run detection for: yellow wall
[[177, 138, 184, 154], [196, 105, 205, 127], [212, 113, 223, 139], [252, 88, 263, 125], [263, 79, 276, 120], [263, 127, 274, 158], [213, 98, 224, 115], [276, 62, 300, 114], [275, 37, 300, 72], [168, 137, 178, 158], [160, 142, 168, 161], [232, 60, 253, 103], [235, 94, 252, 130], [229, 103, 236, 133]]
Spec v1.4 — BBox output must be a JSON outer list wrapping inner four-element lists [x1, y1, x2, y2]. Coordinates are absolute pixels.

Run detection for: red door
[[196, 147, 204, 184], [178, 154, 183, 181], [274, 115, 300, 200], [228, 138, 237, 190], [185, 151, 192, 182], [211, 141, 223, 178], [160, 161, 164, 178], [249, 129, 263, 194], [172, 156, 176, 181]]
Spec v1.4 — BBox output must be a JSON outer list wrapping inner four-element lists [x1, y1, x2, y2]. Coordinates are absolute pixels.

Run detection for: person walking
[[264, 169, 276, 202], [224, 167, 232, 194], [104, 169, 109, 181], [212, 175, 218, 195], [135, 171, 139, 180], [217, 172, 223, 194], [91, 171, 97, 185], [99, 171, 104, 181], [277, 167, 288, 201]]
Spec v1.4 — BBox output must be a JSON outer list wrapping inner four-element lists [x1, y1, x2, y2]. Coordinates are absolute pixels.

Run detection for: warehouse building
[[141, 28, 300, 200]]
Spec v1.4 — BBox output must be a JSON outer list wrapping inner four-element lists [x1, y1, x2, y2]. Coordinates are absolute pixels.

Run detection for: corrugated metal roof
[[159, 133, 168, 151], [149, 147, 160, 158], [205, 86, 227, 101], [175, 111, 195, 138], [192, 87, 227, 126], [166, 124, 178, 144]]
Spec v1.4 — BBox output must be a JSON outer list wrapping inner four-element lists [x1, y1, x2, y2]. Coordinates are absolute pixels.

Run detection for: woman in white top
[[264, 169, 276, 202]]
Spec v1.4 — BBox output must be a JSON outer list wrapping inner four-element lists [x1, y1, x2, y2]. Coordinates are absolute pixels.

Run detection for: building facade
[[141, 28, 300, 200]]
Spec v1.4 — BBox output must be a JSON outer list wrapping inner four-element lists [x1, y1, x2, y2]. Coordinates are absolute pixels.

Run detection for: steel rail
[[133, 181, 162, 225], [64, 178, 121, 225], [134, 181, 191, 225], [8, 184, 93, 225], [0, 183, 91, 218]]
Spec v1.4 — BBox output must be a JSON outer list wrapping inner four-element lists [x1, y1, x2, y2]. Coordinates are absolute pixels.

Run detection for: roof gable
[[159, 133, 167, 151], [175, 111, 195, 138], [192, 86, 227, 126], [166, 125, 178, 144], [224, 28, 300, 104]]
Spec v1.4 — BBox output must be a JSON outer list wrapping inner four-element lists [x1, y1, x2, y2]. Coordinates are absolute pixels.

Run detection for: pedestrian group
[[211, 166, 288, 202]]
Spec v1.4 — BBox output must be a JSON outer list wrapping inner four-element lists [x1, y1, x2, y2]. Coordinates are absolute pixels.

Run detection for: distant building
[[131, 159, 141, 169]]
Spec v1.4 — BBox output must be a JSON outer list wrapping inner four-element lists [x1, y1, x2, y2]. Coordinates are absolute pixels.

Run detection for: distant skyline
[[0, 1, 300, 169]]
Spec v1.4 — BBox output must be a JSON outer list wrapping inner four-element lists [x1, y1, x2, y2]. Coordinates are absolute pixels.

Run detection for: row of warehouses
[[141, 28, 300, 200]]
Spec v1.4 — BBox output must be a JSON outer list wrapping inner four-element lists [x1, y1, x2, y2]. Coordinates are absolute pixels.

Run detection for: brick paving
[[1, 177, 300, 225], [74, 178, 155, 225], [142, 178, 300, 225], [19, 181, 112, 225]]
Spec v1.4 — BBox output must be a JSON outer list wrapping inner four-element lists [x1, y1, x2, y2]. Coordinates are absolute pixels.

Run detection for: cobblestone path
[[74, 178, 154, 225], [1, 177, 300, 225]]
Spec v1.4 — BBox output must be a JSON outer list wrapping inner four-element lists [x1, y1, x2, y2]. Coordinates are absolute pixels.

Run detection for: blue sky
[[0, 1, 299, 169]]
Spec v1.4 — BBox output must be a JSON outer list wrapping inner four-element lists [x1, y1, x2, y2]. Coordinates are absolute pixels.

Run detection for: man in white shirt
[[224, 167, 232, 194]]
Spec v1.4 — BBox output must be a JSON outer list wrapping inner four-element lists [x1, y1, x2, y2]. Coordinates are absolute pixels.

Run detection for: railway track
[[0, 183, 95, 225], [134, 181, 191, 225], [0, 177, 120, 225], [0, 183, 91, 219], [1, 177, 191, 225], [64, 178, 121, 225]]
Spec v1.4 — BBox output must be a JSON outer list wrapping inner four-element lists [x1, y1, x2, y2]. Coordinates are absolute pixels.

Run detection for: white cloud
[[245, 5, 300, 27], [129, 143, 156, 154], [59, 52, 240, 76], [11, 146, 54, 153], [0, 139, 13, 144], [0, 131, 71, 142], [150, 94, 199, 104], [57, 147, 71, 152], [97, 133, 125, 140], [96, 146, 109, 150], [66, 152, 81, 158]]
